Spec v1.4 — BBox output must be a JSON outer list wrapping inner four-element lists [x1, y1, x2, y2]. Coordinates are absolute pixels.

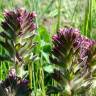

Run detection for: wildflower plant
[[48, 27, 96, 96], [0, 68, 31, 96], [0, 8, 37, 95]]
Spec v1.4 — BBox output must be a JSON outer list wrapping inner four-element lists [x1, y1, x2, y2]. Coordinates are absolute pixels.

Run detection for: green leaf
[[20, 31, 36, 40], [0, 12, 4, 22], [43, 44, 51, 53], [0, 54, 11, 62], [41, 51, 50, 63], [0, 83, 8, 96], [0, 31, 11, 39], [1, 22, 16, 40], [47, 86, 63, 95], [38, 25, 50, 42], [44, 65, 54, 73], [0, 40, 15, 57], [51, 69, 65, 84]]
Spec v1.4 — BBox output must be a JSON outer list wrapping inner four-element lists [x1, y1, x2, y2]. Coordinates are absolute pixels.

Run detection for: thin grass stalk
[[32, 0, 46, 95], [32, 41, 40, 96], [40, 55, 46, 96], [24, 0, 33, 11], [0, 46, 7, 80], [36, 49, 46, 96], [84, 0, 92, 38], [28, 62, 33, 90], [84, 0, 89, 36], [43, 0, 54, 13], [34, 0, 39, 25], [40, 0, 55, 19], [33, 63, 37, 96], [88, 0, 92, 38], [71, 0, 79, 22], [56, 0, 61, 33], [6, 0, 15, 10], [0, 0, 4, 11], [0, 46, 2, 80], [9, 0, 15, 8], [33, 0, 39, 95]]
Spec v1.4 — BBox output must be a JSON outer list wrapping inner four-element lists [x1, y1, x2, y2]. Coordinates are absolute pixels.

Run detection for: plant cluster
[[0, 8, 36, 96], [48, 27, 96, 96], [0, 8, 96, 96]]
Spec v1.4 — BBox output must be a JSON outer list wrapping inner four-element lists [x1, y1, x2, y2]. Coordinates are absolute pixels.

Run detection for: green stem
[[84, 0, 92, 38], [0, 46, 2, 80], [56, 0, 61, 33], [40, 55, 46, 96], [28, 62, 33, 89]]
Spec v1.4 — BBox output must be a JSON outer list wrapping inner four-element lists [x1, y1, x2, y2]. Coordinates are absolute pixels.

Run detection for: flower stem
[[56, 0, 61, 33], [28, 62, 33, 90]]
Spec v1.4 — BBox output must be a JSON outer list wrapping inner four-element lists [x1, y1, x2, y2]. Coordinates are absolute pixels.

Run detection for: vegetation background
[[0, 0, 96, 96]]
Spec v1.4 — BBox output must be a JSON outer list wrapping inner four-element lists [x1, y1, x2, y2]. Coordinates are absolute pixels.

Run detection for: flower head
[[48, 27, 96, 95], [50, 27, 80, 67], [77, 36, 96, 64], [1, 8, 36, 39]]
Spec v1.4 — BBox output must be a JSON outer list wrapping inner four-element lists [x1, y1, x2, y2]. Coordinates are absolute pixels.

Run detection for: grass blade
[[83, 0, 92, 38], [56, 0, 61, 33]]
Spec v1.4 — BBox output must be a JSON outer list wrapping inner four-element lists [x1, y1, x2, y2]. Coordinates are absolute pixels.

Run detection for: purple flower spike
[[53, 27, 80, 50], [1, 75, 31, 96], [49, 27, 96, 95], [2, 8, 36, 38], [50, 27, 81, 67], [77, 36, 96, 60]]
